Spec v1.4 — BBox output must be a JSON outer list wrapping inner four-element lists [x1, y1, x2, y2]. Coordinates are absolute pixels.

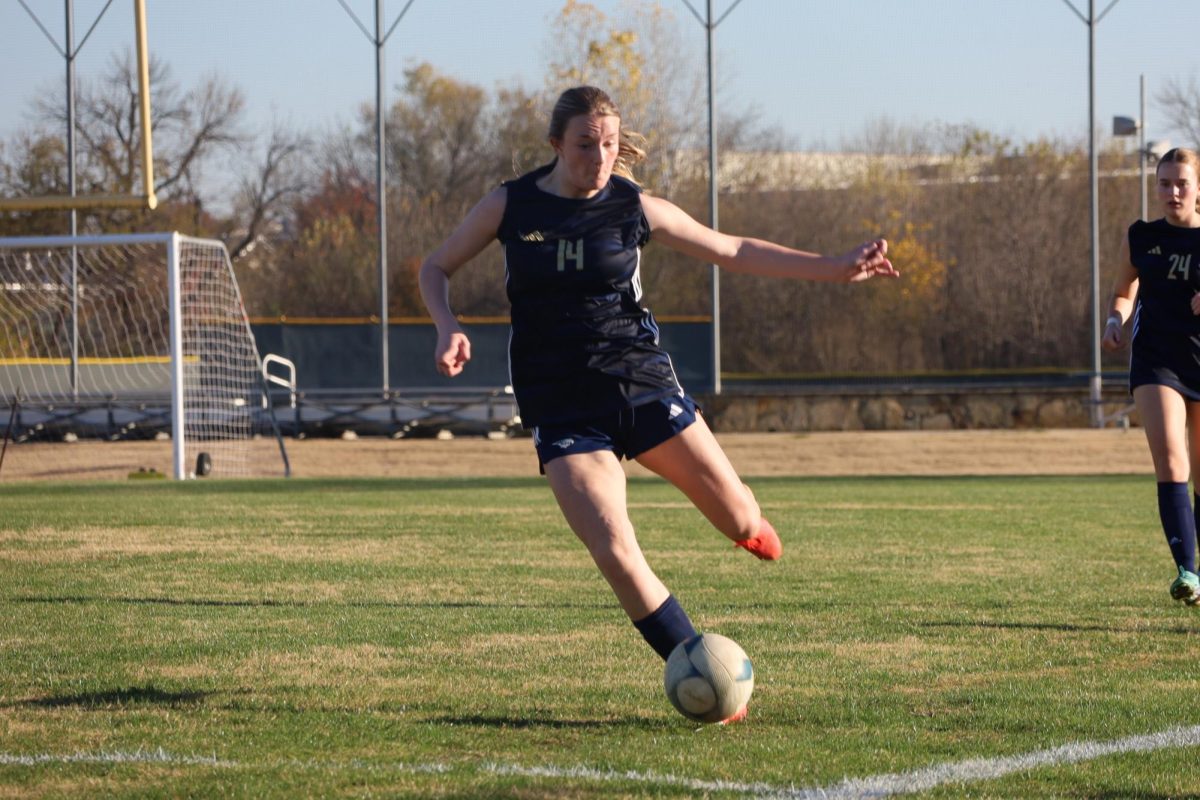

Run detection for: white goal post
[[0, 232, 290, 479]]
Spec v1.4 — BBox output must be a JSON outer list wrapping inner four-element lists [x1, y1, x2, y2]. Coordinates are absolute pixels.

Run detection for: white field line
[[483, 761, 781, 794], [780, 725, 1200, 800], [3, 724, 1199, 798], [485, 725, 1200, 797], [0, 748, 235, 768]]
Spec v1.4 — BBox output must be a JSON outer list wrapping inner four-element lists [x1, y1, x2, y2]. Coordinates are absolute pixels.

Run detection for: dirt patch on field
[[0, 429, 1151, 482]]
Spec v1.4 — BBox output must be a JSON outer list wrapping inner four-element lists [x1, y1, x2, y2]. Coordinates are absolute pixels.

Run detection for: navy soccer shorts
[[1130, 334, 1200, 401], [532, 393, 700, 467]]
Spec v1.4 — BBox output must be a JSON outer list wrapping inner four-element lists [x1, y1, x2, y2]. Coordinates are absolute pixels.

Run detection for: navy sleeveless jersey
[[496, 164, 681, 426], [1129, 219, 1200, 339], [1128, 219, 1200, 396]]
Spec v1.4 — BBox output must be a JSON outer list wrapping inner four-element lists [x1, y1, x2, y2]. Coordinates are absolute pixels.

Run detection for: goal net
[[0, 233, 290, 479]]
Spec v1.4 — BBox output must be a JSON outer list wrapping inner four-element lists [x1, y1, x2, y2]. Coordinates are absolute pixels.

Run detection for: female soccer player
[[1103, 147, 1200, 604], [419, 87, 897, 719]]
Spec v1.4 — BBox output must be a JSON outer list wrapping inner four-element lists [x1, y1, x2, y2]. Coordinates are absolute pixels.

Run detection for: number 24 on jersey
[[1168, 253, 1193, 281]]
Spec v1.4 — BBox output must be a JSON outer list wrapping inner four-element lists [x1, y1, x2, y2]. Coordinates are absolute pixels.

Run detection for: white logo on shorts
[[669, 403, 684, 419], [553, 438, 575, 449]]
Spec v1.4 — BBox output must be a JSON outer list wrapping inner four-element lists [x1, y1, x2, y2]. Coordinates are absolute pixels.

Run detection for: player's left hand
[[435, 330, 472, 377], [1191, 291, 1200, 316], [842, 238, 898, 283]]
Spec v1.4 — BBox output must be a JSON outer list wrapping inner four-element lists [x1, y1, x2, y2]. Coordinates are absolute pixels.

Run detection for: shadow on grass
[[920, 619, 1199, 635], [432, 713, 644, 730], [16, 685, 213, 709], [0, 476, 546, 497], [10, 595, 607, 611]]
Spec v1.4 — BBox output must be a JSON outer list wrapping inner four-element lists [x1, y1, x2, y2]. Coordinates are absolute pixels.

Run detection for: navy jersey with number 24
[[496, 163, 682, 427], [1128, 218, 1200, 397]]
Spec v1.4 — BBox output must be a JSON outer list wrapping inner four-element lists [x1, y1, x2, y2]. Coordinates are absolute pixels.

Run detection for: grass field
[[2, 474, 1199, 798]]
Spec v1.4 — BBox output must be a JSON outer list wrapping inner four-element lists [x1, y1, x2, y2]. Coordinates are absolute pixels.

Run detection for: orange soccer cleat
[[734, 518, 782, 561], [719, 703, 749, 725]]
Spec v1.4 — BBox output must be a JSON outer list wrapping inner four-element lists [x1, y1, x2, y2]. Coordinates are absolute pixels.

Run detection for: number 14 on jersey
[[557, 238, 584, 271]]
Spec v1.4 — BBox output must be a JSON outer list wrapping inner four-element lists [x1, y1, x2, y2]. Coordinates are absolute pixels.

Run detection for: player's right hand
[[435, 330, 471, 377], [1101, 320, 1123, 352], [843, 238, 898, 282]]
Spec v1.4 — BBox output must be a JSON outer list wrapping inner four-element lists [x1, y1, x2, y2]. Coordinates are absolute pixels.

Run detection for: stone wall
[[702, 387, 1136, 432]]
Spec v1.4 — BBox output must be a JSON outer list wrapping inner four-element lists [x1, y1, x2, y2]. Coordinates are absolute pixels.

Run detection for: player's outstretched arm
[[641, 194, 898, 283], [419, 187, 507, 377]]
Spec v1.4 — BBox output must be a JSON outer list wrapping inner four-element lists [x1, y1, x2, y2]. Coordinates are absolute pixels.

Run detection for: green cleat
[[1169, 566, 1200, 606]]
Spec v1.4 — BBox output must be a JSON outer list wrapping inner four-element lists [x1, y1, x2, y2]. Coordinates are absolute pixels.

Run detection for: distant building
[[667, 150, 984, 192]]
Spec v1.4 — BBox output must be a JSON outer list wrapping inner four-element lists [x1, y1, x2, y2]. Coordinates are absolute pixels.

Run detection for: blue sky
[[1, 0, 1198, 153]]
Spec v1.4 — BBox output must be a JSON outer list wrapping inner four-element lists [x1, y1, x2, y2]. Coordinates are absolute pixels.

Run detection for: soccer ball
[[663, 633, 754, 723]]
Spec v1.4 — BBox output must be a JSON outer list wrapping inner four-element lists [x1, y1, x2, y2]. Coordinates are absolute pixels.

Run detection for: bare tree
[[225, 124, 311, 262], [33, 52, 246, 206], [1157, 76, 1200, 147]]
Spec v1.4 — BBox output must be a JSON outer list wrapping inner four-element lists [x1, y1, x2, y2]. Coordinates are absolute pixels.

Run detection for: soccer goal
[[0, 233, 290, 479]]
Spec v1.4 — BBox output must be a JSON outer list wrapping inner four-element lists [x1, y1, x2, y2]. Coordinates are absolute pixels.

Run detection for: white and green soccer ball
[[663, 633, 754, 723]]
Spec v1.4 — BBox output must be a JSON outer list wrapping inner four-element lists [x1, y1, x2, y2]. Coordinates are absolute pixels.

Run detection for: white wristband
[[1106, 315, 1122, 328]]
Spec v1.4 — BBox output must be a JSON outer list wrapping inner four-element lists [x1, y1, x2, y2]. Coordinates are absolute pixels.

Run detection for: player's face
[[1156, 162, 1200, 225], [551, 113, 621, 198]]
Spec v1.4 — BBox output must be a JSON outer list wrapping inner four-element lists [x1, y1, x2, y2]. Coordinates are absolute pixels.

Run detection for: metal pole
[[335, 0, 418, 394], [1059, 0, 1122, 425], [679, 0, 746, 395], [166, 233, 186, 479], [1139, 73, 1146, 221], [132, 0, 157, 209], [1088, 0, 1102, 426], [0, 389, 20, 480], [706, 0, 720, 395], [66, 0, 79, 401], [375, 0, 389, 394]]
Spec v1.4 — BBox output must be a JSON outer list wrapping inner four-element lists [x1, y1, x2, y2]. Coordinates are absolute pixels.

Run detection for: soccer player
[[419, 87, 898, 721], [1103, 147, 1200, 605]]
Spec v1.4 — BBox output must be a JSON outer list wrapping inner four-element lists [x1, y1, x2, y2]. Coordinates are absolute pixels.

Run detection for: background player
[[1103, 147, 1200, 604], [419, 86, 897, 720]]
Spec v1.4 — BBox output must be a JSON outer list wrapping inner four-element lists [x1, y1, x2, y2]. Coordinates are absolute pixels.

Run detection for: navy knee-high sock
[[1157, 482, 1196, 573], [633, 595, 698, 661], [1191, 491, 1200, 572]]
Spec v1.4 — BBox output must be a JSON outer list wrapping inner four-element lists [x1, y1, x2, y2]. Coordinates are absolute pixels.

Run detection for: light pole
[[679, 0, 747, 395], [1115, 88, 1173, 226], [1059, 0, 1123, 426], [1112, 113, 1143, 221], [335, 0, 418, 395], [1139, 73, 1147, 221], [1113, 75, 1150, 221], [15, 0, 119, 400]]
